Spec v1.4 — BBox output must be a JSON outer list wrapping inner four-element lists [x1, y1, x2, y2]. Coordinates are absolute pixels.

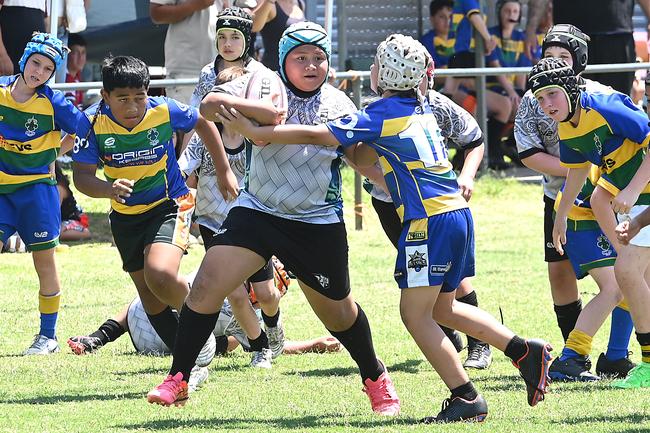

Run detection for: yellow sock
[[617, 299, 629, 311], [565, 329, 592, 356], [39, 292, 61, 314]]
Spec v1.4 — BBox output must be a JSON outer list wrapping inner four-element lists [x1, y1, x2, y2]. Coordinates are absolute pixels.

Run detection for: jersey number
[[398, 118, 447, 167]]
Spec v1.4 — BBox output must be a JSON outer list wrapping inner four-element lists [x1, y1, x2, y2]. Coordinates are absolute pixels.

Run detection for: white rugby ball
[[244, 69, 288, 120], [126, 298, 171, 355]]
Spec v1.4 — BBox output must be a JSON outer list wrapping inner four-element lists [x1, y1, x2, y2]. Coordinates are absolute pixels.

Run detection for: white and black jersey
[[188, 58, 265, 108], [213, 78, 358, 224], [178, 133, 246, 231], [514, 78, 612, 200]]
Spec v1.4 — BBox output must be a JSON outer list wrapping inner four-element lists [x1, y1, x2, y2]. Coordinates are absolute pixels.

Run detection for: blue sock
[[559, 347, 580, 361], [606, 306, 633, 361], [39, 312, 58, 339]]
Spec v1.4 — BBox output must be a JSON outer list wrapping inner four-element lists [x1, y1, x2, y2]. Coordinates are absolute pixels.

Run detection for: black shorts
[[199, 223, 273, 283], [544, 194, 569, 263], [448, 51, 476, 69], [371, 197, 401, 249], [214, 207, 351, 300], [110, 196, 193, 272]]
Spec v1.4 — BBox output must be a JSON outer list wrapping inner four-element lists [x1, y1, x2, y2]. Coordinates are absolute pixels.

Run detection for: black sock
[[450, 381, 478, 401], [504, 335, 527, 363], [329, 304, 383, 383], [90, 319, 125, 345], [456, 291, 485, 348], [248, 330, 269, 351], [554, 300, 582, 342], [169, 304, 219, 381], [636, 331, 650, 363], [215, 335, 229, 356], [262, 309, 280, 328], [147, 306, 179, 351]]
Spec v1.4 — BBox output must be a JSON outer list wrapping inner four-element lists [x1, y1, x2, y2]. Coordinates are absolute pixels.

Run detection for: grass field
[[1, 169, 648, 433]]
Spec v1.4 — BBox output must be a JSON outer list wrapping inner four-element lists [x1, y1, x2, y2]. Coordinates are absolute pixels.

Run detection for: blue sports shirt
[[328, 96, 468, 222]]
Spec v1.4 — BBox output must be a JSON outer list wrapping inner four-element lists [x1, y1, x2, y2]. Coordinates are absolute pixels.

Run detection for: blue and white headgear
[[278, 22, 331, 95], [19, 32, 68, 76]]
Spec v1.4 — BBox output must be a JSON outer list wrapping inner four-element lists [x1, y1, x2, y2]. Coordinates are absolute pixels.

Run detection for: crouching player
[[218, 33, 553, 423]]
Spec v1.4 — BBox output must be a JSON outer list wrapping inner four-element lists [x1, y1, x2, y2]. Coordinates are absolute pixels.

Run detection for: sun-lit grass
[[1, 168, 648, 433]]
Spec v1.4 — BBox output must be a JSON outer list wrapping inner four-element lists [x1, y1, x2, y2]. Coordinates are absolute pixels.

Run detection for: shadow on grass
[[283, 359, 424, 379], [117, 413, 419, 430], [549, 414, 649, 425], [470, 374, 523, 392], [0, 391, 142, 405]]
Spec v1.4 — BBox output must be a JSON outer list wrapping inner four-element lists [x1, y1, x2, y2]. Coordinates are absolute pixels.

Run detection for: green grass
[[1, 169, 649, 433]]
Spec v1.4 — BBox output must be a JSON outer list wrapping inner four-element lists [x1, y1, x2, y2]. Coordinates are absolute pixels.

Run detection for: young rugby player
[[0, 33, 81, 355], [218, 33, 553, 423]]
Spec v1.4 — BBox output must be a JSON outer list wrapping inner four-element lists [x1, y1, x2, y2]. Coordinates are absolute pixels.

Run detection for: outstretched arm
[[201, 92, 283, 126], [216, 105, 340, 146]]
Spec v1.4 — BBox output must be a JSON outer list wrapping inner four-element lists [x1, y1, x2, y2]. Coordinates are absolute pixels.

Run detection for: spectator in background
[[419, 0, 454, 88], [55, 162, 91, 242], [149, 0, 224, 103], [252, 0, 305, 71], [525, 0, 650, 95], [0, 0, 47, 75], [64, 33, 87, 109]]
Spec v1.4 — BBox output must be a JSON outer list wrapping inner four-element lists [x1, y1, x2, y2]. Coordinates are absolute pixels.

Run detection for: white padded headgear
[[375, 34, 428, 93]]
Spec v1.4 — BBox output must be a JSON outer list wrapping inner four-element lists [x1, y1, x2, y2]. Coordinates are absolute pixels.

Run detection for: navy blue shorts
[[394, 208, 475, 292], [0, 183, 60, 251], [565, 227, 617, 279]]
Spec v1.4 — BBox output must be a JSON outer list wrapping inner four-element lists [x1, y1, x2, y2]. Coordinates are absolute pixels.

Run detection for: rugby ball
[[126, 297, 171, 355], [244, 69, 288, 121]]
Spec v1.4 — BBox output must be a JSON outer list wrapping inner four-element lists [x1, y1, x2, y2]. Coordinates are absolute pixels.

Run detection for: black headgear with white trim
[[542, 24, 590, 75], [215, 7, 253, 61], [529, 57, 581, 122]]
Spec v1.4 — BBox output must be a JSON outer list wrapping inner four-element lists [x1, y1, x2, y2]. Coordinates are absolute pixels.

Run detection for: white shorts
[[618, 205, 650, 247]]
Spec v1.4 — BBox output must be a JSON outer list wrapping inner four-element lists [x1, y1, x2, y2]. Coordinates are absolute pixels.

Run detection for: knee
[[252, 282, 280, 304], [548, 262, 577, 289], [144, 268, 178, 292]]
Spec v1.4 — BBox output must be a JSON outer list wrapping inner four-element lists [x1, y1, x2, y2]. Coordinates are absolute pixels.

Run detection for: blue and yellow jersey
[[419, 30, 455, 69], [486, 26, 531, 87], [327, 96, 468, 222], [555, 165, 601, 231], [73, 96, 196, 215], [451, 0, 482, 54], [558, 91, 650, 205], [0, 75, 81, 194]]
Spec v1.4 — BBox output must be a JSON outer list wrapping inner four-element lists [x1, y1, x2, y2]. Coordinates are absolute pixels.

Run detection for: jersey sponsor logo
[[33, 231, 48, 238], [104, 137, 116, 148], [104, 144, 165, 165], [601, 158, 616, 170], [430, 261, 451, 275], [5, 142, 32, 151], [25, 116, 38, 137], [314, 273, 330, 290], [406, 231, 426, 241], [597, 234, 613, 256], [147, 128, 160, 146], [407, 250, 427, 272]]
